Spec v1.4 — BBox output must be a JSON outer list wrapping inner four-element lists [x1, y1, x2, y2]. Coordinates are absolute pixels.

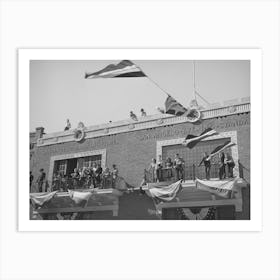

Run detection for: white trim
[[156, 131, 239, 177], [37, 103, 250, 147], [47, 149, 106, 183]]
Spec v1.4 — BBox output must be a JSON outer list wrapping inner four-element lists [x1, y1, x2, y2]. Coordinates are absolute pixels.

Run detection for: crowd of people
[[148, 152, 235, 182], [30, 151, 236, 193], [30, 164, 119, 192], [148, 154, 185, 182]]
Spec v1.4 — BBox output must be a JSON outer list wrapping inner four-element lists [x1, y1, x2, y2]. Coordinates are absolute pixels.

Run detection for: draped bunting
[[196, 178, 237, 198], [30, 191, 58, 207], [68, 190, 93, 206], [147, 180, 182, 201], [178, 207, 216, 220]]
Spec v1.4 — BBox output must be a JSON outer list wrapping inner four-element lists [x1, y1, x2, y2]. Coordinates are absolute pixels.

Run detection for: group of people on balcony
[[199, 151, 235, 180], [30, 164, 120, 192], [52, 163, 119, 191], [148, 154, 185, 182], [148, 151, 235, 182]]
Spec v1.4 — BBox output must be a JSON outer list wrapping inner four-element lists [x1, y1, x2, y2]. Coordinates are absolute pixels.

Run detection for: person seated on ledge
[[64, 119, 71, 131], [140, 108, 147, 117], [130, 111, 138, 121]]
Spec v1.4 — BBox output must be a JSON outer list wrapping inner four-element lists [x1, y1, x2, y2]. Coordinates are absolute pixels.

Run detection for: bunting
[[30, 191, 58, 207], [68, 190, 93, 207], [147, 180, 182, 201], [196, 178, 236, 198]]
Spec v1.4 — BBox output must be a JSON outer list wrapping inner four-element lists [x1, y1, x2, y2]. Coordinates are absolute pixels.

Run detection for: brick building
[[30, 99, 250, 188]]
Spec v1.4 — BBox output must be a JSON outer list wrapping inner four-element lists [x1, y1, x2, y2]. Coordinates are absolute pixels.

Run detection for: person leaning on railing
[[218, 152, 226, 179], [225, 153, 235, 178], [165, 157, 173, 179], [149, 158, 158, 183], [156, 155, 163, 182], [102, 167, 111, 189], [71, 168, 80, 189], [174, 153, 185, 181], [112, 164, 119, 188], [199, 152, 211, 180]]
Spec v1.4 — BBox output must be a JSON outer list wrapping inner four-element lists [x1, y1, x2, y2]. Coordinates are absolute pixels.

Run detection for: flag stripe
[[182, 128, 217, 148], [85, 60, 146, 79], [114, 71, 146, 77], [208, 141, 236, 159], [165, 95, 188, 116]]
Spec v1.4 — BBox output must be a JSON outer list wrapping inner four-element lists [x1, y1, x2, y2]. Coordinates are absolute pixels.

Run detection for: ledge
[[37, 102, 250, 147]]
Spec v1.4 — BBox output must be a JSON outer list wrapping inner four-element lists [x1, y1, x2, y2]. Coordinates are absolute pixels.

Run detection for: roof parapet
[[37, 100, 250, 147]]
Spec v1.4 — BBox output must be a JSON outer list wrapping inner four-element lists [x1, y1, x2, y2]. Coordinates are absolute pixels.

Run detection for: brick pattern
[[31, 113, 250, 187]]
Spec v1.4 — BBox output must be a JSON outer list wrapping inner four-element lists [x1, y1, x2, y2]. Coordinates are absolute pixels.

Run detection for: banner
[[68, 190, 93, 206], [30, 191, 58, 207], [147, 180, 182, 201], [196, 178, 237, 198]]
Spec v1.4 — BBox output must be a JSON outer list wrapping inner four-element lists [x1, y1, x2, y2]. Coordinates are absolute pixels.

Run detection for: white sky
[[30, 60, 250, 133]]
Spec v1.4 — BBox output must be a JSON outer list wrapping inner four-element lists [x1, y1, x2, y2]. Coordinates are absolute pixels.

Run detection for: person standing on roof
[[130, 111, 138, 121]]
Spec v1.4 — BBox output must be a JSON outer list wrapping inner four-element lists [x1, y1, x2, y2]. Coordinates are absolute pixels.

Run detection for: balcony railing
[[144, 164, 233, 183], [50, 174, 115, 191]]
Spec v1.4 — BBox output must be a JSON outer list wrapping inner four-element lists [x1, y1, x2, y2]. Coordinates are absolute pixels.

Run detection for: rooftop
[[36, 98, 250, 147]]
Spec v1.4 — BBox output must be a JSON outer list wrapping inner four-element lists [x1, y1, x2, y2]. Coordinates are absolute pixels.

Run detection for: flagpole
[[132, 61, 170, 97], [193, 61, 197, 102]]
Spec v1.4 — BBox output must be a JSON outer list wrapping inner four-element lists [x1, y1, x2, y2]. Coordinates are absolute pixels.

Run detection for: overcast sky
[[30, 60, 250, 133]]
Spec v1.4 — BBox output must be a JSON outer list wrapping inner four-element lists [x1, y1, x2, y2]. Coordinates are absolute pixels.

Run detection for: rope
[[133, 61, 171, 97], [195, 90, 211, 105]]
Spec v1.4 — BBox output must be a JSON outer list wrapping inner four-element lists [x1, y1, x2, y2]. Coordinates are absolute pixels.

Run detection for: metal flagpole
[[132, 61, 170, 97], [193, 61, 197, 102], [195, 90, 210, 105], [192, 61, 211, 106]]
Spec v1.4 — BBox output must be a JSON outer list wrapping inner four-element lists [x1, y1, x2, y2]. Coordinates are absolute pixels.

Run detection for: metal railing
[[51, 174, 115, 191], [144, 164, 232, 183]]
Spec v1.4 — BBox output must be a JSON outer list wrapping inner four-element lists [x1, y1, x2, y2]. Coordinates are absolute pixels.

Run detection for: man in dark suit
[[199, 152, 211, 180], [36, 168, 46, 192]]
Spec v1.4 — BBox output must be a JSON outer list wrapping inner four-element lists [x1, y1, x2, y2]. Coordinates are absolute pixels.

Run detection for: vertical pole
[[193, 61, 197, 102]]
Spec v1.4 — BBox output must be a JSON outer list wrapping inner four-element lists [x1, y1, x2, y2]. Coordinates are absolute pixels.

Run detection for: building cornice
[[37, 102, 250, 147]]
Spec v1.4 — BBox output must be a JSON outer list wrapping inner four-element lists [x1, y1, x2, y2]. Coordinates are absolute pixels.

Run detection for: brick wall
[[31, 112, 250, 186]]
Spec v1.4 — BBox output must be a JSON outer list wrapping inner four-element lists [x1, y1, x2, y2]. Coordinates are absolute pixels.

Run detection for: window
[[55, 160, 67, 175], [79, 155, 102, 168]]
